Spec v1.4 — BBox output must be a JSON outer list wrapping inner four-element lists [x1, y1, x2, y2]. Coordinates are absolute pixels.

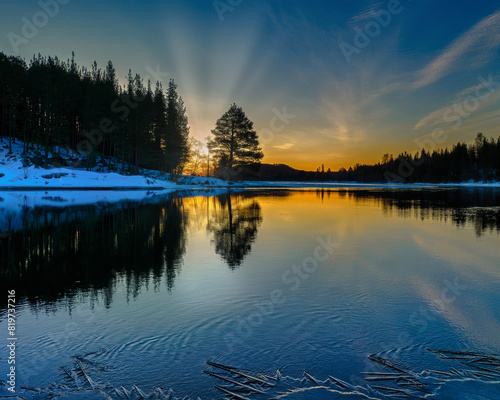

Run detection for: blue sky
[[2, 0, 500, 169]]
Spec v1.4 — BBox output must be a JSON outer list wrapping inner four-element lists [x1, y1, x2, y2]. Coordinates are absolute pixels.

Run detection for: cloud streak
[[413, 9, 500, 88], [273, 143, 295, 150]]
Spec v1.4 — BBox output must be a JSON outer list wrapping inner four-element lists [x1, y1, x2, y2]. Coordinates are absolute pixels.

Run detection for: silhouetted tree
[[208, 104, 263, 176], [164, 79, 190, 173], [151, 81, 168, 170]]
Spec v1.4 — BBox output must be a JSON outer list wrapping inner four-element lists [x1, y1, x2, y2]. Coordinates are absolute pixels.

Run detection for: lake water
[[1, 188, 500, 399]]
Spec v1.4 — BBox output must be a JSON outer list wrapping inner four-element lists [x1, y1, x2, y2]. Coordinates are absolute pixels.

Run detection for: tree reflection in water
[[336, 188, 500, 237], [0, 196, 188, 308], [207, 193, 263, 269]]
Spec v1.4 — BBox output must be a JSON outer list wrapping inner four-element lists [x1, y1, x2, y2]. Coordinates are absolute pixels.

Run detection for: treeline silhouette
[[257, 133, 500, 183], [337, 133, 500, 183], [0, 52, 189, 172]]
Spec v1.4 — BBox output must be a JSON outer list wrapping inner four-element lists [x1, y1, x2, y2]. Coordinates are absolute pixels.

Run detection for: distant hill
[[256, 163, 334, 181]]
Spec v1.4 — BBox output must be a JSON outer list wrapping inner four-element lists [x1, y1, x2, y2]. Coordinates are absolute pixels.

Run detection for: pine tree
[[164, 79, 189, 173], [152, 82, 167, 170], [175, 95, 190, 172], [209, 103, 263, 174]]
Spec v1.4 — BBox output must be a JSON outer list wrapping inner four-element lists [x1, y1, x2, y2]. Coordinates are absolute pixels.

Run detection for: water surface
[[0, 188, 499, 399]]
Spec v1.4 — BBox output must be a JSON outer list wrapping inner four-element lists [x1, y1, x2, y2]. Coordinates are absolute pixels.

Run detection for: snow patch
[[0, 139, 235, 189]]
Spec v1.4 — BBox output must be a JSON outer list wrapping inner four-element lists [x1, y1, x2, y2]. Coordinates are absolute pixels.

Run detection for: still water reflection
[[0, 188, 499, 399]]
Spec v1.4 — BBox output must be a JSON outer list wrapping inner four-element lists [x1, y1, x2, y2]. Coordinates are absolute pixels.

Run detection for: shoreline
[[1, 181, 500, 191], [2, 140, 499, 191]]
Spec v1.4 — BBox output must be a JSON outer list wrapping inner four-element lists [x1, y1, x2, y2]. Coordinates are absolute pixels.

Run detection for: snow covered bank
[[0, 139, 237, 190]]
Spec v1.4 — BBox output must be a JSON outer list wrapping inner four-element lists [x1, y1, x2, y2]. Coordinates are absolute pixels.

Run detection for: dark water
[[0, 188, 499, 399]]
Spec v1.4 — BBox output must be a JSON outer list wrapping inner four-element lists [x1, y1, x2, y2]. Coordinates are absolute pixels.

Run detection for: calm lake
[[1, 187, 500, 399]]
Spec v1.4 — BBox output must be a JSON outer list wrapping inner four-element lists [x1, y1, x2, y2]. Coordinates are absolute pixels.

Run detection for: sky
[[1, 0, 500, 170]]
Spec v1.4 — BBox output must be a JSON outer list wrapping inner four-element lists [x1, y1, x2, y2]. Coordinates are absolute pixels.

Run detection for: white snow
[[0, 139, 236, 190]]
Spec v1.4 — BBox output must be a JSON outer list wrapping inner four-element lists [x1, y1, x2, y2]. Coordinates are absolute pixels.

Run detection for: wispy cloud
[[459, 108, 500, 128], [413, 105, 452, 130], [413, 9, 500, 88], [273, 143, 295, 150], [348, 1, 383, 30]]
